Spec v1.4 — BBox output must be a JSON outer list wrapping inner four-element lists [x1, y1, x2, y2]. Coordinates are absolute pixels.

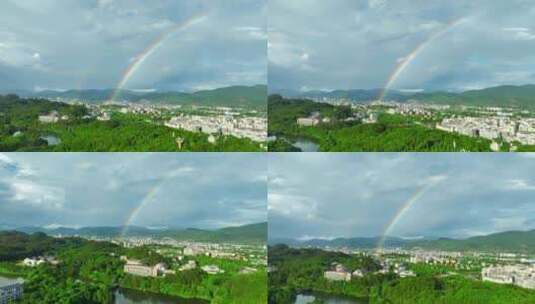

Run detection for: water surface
[[293, 138, 319, 152], [114, 288, 208, 304], [295, 292, 367, 304]]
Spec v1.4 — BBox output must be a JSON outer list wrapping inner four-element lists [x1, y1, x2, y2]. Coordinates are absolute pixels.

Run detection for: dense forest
[[268, 245, 388, 303], [268, 245, 535, 304], [0, 94, 263, 152], [0, 231, 266, 304], [268, 95, 493, 152]]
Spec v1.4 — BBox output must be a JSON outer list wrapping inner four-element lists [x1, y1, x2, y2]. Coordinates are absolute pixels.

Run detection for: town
[[37, 99, 267, 144], [0, 233, 266, 303], [295, 97, 535, 150], [278, 244, 535, 289]]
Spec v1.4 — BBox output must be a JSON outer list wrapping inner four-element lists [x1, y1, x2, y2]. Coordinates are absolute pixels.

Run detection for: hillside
[[269, 236, 409, 249], [11, 222, 267, 245], [275, 84, 535, 107], [26, 85, 267, 109], [410, 229, 535, 253], [272, 88, 407, 102], [271, 229, 535, 253]]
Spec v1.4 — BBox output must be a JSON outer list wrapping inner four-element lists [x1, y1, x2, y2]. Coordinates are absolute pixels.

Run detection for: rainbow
[[119, 181, 166, 237], [377, 17, 468, 101], [119, 167, 195, 237], [375, 175, 446, 250], [108, 13, 207, 102]]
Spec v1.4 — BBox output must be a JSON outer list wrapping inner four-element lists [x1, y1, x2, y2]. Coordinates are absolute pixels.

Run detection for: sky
[[0, 0, 266, 92], [269, 153, 535, 241], [0, 153, 266, 229], [269, 0, 535, 93]]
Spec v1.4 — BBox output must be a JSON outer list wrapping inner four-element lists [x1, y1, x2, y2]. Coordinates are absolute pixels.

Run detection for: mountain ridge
[[3, 222, 267, 244], [273, 84, 535, 107], [271, 229, 535, 252], [6, 85, 267, 109]]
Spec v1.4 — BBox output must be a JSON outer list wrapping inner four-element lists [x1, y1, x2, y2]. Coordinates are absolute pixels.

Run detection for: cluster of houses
[[165, 114, 267, 142], [482, 264, 535, 289], [121, 256, 226, 277], [22, 256, 59, 267], [38, 111, 69, 123], [323, 260, 415, 282], [296, 110, 378, 127], [436, 116, 535, 146], [409, 251, 461, 266]]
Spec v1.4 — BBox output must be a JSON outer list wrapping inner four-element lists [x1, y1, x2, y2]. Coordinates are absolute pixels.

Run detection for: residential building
[[0, 278, 24, 304]]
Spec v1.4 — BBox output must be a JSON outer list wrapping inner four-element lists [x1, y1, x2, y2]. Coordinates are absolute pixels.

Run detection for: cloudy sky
[[0, 153, 266, 229], [269, 0, 535, 92], [0, 0, 266, 92], [269, 153, 535, 241]]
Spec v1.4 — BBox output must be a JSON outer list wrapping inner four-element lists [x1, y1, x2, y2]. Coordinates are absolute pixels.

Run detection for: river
[[293, 138, 319, 152], [295, 291, 367, 304], [114, 288, 208, 304], [40, 135, 61, 146]]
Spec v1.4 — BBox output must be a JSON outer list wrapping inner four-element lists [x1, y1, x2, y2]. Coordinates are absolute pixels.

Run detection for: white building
[[482, 265, 535, 289], [23, 257, 45, 267], [0, 277, 24, 304], [123, 259, 167, 277], [202, 265, 224, 275], [179, 260, 197, 271], [184, 245, 205, 256], [324, 263, 352, 281], [38, 111, 60, 123], [297, 117, 320, 127]]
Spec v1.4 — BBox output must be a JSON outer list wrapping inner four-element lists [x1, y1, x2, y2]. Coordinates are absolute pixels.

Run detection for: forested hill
[[9, 222, 267, 245], [18, 85, 267, 109], [409, 229, 535, 253], [274, 84, 535, 107], [409, 84, 535, 107], [271, 229, 535, 253], [269, 236, 408, 249]]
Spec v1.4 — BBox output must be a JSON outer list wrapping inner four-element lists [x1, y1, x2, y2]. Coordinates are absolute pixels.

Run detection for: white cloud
[[268, 193, 318, 220], [369, 0, 388, 9], [234, 26, 267, 40], [506, 179, 535, 190], [297, 235, 335, 241], [10, 180, 65, 209], [503, 27, 535, 40]]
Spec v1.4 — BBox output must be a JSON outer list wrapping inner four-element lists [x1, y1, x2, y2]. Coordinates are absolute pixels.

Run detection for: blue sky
[[269, 0, 535, 92], [269, 153, 535, 240], [0, 0, 266, 92], [0, 153, 266, 229]]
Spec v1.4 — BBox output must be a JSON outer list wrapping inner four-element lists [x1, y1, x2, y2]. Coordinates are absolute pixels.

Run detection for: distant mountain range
[[4, 85, 267, 109], [269, 236, 409, 249], [274, 84, 535, 107], [2, 222, 267, 245], [410, 230, 535, 253], [271, 229, 535, 253]]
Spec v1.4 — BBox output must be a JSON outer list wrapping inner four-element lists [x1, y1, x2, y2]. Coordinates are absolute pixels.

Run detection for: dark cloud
[[0, 0, 266, 92], [0, 153, 267, 229], [269, 0, 535, 92], [268, 153, 535, 240]]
